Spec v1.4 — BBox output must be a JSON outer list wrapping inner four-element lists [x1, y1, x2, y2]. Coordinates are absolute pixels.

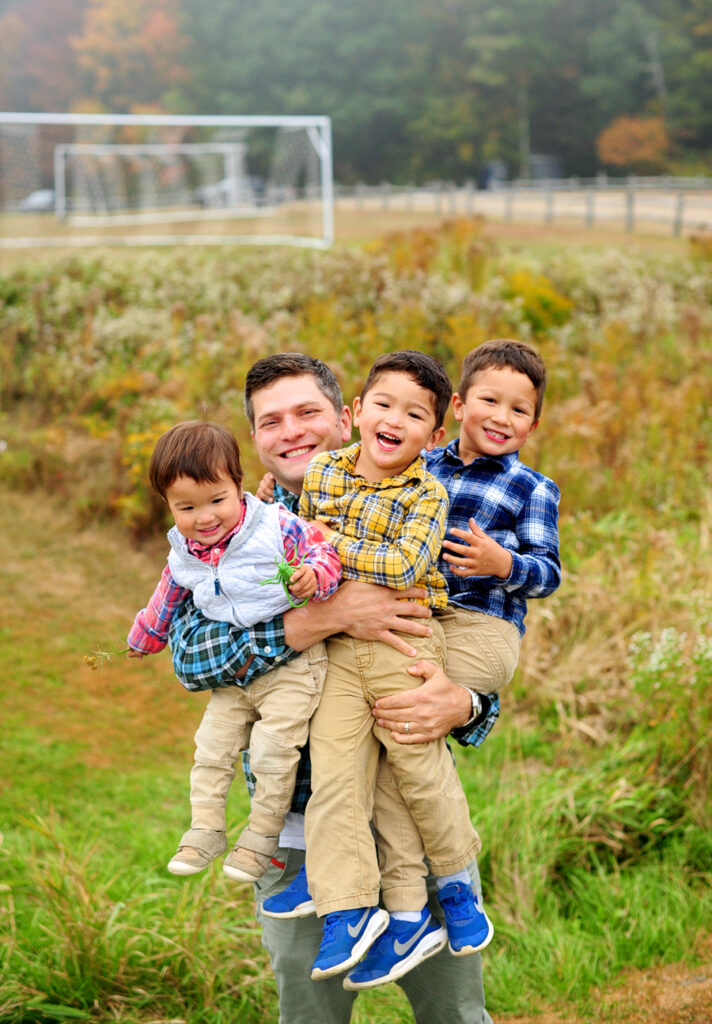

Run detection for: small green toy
[[259, 553, 309, 608]]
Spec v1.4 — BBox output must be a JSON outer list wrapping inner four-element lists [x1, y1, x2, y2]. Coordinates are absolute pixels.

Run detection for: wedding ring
[[404, 721, 410, 734]]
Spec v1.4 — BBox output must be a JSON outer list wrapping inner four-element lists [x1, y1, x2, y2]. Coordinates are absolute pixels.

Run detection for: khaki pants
[[190, 642, 327, 837], [305, 625, 481, 916], [438, 603, 520, 694]]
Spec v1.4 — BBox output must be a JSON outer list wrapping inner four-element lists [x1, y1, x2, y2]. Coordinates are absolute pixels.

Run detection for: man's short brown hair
[[458, 339, 547, 420], [148, 421, 243, 499], [244, 352, 344, 429]]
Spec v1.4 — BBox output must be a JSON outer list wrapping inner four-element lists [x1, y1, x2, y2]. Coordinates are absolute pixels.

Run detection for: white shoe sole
[[343, 925, 447, 990], [261, 898, 316, 919], [223, 863, 263, 882], [167, 859, 207, 876], [449, 917, 494, 956], [311, 909, 390, 980]]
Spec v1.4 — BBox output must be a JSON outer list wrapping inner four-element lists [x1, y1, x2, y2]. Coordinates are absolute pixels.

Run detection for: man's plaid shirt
[[170, 480, 500, 814], [299, 443, 449, 609]]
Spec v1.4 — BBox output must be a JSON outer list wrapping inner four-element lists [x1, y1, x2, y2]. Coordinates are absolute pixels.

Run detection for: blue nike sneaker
[[311, 906, 390, 980], [261, 864, 315, 919], [343, 908, 447, 989], [437, 881, 494, 955]]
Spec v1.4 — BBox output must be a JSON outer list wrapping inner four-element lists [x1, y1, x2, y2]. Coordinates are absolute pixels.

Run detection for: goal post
[[0, 112, 334, 249]]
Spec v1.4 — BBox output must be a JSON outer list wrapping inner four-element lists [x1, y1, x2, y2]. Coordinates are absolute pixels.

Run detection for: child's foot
[[437, 881, 494, 955], [343, 908, 447, 989], [167, 829, 227, 876], [311, 907, 389, 980], [223, 830, 278, 882], [262, 864, 315, 918]]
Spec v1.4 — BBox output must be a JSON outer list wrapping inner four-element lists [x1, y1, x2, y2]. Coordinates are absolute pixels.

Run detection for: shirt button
[[453, 472, 461, 479], [263, 645, 272, 654]]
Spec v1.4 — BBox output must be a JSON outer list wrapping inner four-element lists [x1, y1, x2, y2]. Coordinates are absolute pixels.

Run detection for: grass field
[[1, 214, 711, 1022]]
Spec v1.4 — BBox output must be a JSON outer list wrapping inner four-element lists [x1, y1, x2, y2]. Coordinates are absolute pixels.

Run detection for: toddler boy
[[127, 420, 341, 882]]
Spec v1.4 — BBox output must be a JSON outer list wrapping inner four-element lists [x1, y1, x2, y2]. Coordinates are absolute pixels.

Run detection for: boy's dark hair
[[244, 352, 344, 428], [149, 421, 243, 499], [360, 350, 452, 430], [458, 339, 547, 420]]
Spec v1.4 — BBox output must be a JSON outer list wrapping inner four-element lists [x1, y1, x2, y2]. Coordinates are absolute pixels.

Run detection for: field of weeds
[[1, 219, 711, 1022]]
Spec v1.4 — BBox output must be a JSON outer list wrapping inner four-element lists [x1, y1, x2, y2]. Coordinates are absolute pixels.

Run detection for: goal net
[[0, 113, 333, 249]]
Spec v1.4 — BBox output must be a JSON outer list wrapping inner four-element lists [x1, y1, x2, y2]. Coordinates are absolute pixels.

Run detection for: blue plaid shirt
[[426, 442, 561, 637], [170, 480, 500, 814]]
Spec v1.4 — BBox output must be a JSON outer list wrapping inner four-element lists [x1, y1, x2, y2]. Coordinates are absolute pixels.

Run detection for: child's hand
[[288, 564, 318, 600], [127, 648, 146, 659], [442, 518, 513, 579], [256, 472, 277, 503]]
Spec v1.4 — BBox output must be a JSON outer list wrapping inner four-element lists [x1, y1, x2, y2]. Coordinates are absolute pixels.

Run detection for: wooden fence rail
[[336, 177, 712, 237]]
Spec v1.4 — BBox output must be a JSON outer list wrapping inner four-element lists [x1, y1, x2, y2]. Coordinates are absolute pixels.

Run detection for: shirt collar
[[335, 441, 428, 485], [442, 438, 518, 473]]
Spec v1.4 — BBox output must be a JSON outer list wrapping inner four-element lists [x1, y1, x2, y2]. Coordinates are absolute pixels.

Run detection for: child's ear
[[352, 396, 362, 426], [452, 393, 464, 421], [424, 425, 446, 451]]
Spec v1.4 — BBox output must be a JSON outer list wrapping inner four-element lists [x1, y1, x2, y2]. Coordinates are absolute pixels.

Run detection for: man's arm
[[170, 581, 435, 690]]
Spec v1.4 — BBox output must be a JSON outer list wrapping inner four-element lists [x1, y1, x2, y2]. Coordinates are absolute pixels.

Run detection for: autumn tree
[[72, 0, 188, 112], [596, 115, 669, 172]]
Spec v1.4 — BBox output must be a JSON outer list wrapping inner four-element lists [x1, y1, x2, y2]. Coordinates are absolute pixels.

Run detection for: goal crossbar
[[0, 112, 334, 249]]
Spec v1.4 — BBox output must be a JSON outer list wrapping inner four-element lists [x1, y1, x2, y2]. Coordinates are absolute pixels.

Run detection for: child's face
[[165, 471, 242, 545], [453, 365, 538, 464], [352, 371, 445, 482]]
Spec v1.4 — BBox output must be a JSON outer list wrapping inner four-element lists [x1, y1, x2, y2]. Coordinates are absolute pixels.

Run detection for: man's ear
[[424, 425, 446, 451]]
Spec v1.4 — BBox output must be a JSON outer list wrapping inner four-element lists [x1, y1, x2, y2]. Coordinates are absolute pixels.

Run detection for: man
[[169, 353, 499, 1024]]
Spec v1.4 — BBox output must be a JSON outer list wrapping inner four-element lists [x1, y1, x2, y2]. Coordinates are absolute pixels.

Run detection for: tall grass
[[1, 221, 711, 1021]]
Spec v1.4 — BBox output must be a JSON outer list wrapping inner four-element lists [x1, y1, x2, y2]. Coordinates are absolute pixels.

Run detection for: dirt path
[[500, 935, 712, 1023]]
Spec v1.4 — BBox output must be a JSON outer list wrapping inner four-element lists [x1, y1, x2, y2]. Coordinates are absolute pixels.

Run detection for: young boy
[[294, 351, 487, 989], [428, 338, 561, 709], [127, 420, 341, 882]]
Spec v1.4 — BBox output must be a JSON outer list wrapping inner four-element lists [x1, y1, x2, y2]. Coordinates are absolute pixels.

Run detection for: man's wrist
[[459, 686, 483, 727]]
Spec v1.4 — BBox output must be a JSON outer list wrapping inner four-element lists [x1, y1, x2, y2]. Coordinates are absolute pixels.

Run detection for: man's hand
[[283, 580, 432, 656], [255, 471, 277, 503], [372, 659, 472, 743], [442, 517, 513, 579]]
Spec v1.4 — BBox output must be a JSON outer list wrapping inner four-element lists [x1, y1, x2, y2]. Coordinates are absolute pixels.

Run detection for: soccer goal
[[0, 113, 333, 249]]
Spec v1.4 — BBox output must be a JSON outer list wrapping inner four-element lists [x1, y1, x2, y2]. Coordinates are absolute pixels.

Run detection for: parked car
[[194, 176, 265, 208], [17, 189, 55, 212]]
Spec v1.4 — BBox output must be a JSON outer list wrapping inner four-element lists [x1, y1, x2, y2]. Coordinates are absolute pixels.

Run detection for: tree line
[[1, 0, 710, 184]]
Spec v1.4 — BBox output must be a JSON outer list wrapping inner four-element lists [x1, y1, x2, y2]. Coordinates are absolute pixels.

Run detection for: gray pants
[[255, 847, 493, 1024]]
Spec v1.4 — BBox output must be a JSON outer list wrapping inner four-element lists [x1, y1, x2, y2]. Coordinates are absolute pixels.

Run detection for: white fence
[[337, 176, 712, 237]]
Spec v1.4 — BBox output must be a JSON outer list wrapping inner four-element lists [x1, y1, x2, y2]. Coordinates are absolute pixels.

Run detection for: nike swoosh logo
[[393, 919, 430, 955], [347, 910, 371, 938]]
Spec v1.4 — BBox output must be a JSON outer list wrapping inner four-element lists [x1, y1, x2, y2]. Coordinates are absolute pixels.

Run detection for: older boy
[[429, 338, 560, 700]]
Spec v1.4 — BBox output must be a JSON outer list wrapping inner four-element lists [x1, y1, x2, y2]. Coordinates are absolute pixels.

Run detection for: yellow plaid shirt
[[299, 443, 449, 609]]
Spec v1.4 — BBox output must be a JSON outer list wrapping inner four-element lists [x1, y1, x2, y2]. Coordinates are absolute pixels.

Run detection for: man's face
[[251, 373, 352, 493]]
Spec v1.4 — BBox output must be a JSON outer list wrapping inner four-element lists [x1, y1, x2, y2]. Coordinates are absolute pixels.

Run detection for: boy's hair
[[458, 339, 547, 420], [149, 421, 243, 499], [244, 352, 344, 428], [360, 350, 452, 430]]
